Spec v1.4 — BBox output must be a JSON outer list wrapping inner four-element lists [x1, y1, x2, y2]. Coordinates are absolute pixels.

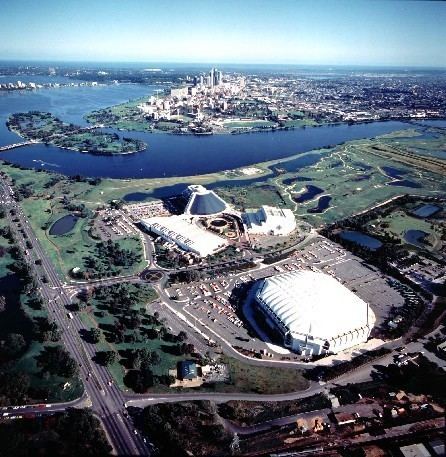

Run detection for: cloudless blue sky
[[1, 0, 445, 66]]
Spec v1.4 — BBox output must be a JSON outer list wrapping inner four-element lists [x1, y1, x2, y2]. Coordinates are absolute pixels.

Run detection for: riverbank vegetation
[[7, 111, 146, 155]]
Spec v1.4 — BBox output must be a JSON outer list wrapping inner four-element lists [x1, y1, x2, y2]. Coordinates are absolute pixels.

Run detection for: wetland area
[[1, 78, 446, 229]]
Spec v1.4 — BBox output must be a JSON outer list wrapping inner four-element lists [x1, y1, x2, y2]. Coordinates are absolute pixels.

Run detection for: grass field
[[77, 284, 186, 392], [216, 183, 289, 210], [364, 209, 443, 251], [216, 355, 309, 394], [1, 171, 147, 280], [2, 123, 446, 237], [0, 217, 83, 403], [0, 217, 13, 277], [21, 197, 145, 279], [13, 339, 84, 402], [223, 120, 276, 129], [284, 119, 318, 128]]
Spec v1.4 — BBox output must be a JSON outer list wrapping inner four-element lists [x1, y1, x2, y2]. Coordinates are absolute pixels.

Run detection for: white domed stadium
[[254, 270, 375, 355]]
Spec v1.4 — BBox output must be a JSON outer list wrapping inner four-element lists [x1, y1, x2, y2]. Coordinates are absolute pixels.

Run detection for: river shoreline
[[7, 112, 147, 156]]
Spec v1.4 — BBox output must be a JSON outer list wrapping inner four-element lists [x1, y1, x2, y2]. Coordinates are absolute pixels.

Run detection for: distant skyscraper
[[208, 68, 222, 88], [209, 68, 215, 88]]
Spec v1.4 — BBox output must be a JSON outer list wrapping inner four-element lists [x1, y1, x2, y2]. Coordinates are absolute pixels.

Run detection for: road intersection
[[1, 174, 442, 456]]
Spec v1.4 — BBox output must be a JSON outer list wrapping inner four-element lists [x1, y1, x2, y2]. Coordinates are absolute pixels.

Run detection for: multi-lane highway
[[1, 174, 438, 456], [0, 177, 150, 456]]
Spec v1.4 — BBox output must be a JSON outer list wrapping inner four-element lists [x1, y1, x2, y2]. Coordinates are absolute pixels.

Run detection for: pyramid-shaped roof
[[184, 185, 228, 216]]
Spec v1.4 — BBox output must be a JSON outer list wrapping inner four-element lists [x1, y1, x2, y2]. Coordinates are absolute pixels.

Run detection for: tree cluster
[[0, 408, 112, 456], [136, 401, 230, 457], [36, 346, 78, 379]]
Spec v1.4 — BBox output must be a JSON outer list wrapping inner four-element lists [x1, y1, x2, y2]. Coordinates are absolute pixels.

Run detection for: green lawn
[[284, 118, 317, 128], [223, 120, 276, 129], [215, 183, 289, 210], [365, 210, 442, 251], [19, 196, 145, 280], [76, 284, 184, 392], [215, 355, 309, 394], [0, 218, 83, 403], [0, 218, 13, 277], [13, 340, 83, 402]]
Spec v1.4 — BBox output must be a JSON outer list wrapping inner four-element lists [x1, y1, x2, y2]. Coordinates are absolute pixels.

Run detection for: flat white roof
[[256, 270, 375, 340], [142, 215, 227, 257], [244, 205, 296, 235]]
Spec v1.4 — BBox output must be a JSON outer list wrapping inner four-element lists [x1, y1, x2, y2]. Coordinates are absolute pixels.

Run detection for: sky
[[1, 0, 445, 67]]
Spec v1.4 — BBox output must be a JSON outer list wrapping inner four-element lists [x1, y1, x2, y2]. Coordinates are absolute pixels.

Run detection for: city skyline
[[1, 0, 446, 67]]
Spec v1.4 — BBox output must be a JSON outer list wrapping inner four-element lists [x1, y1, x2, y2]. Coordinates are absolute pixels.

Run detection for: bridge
[[0, 140, 40, 151]]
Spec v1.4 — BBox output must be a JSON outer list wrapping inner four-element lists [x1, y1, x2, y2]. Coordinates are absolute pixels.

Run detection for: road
[[1, 174, 443, 456], [0, 177, 149, 456], [1, 176, 328, 455]]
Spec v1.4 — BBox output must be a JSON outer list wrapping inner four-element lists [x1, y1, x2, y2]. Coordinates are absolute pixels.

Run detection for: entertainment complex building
[[183, 185, 228, 216], [141, 215, 228, 258], [253, 270, 375, 355], [134, 184, 297, 258], [243, 205, 296, 236]]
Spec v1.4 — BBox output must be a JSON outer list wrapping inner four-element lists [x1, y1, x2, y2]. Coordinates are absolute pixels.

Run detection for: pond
[[49, 214, 78, 235], [412, 204, 441, 218], [340, 230, 383, 250], [293, 185, 324, 203], [282, 176, 314, 185], [404, 229, 429, 248], [307, 195, 332, 213], [381, 166, 407, 180], [123, 192, 153, 202]]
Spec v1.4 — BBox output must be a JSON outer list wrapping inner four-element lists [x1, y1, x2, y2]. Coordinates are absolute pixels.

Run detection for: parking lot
[[123, 201, 172, 221], [94, 208, 139, 240], [166, 236, 408, 360]]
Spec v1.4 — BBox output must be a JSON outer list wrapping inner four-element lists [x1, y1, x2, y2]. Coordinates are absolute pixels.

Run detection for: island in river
[[7, 111, 147, 155]]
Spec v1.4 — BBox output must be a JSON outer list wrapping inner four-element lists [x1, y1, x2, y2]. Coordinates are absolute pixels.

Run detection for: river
[[0, 79, 415, 178]]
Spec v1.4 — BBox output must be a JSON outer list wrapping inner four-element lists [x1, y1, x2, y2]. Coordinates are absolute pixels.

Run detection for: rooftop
[[184, 185, 228, 216], [178, 361, 197, 380], [255, 270, 375, 340]]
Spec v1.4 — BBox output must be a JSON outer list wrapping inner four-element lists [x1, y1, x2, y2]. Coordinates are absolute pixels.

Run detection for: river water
[[0, 79, 415, 178]]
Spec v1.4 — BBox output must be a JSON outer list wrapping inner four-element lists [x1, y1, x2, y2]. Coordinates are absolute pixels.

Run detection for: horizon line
[[0, 58, 445, 70]]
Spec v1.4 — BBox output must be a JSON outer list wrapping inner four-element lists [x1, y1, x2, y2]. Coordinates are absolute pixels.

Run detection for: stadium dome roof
[[255, 270, 375, 340], [184, 185, 228, 216]]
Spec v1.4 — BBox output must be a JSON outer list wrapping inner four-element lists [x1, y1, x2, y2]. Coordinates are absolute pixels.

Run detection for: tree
[[124, 368, 154, 393], [36, 346, 77, 378], [1, 333, 26, 359], [90, 328, 101, 344], [97, 350, 118, 366], [0, 371, 30, 406]]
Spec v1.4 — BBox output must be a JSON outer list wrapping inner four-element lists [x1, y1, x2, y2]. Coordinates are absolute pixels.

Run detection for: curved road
[[0, 176, 430, 456]]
